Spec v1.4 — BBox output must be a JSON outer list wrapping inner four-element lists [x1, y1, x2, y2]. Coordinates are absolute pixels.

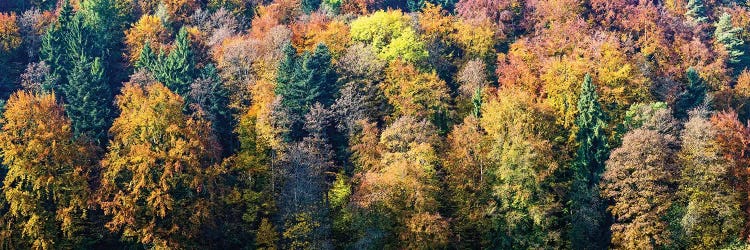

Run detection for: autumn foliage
[[1, 0, 750, 249]]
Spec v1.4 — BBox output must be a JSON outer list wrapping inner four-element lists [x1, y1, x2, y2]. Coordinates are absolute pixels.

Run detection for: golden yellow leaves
[[382, 60, 450, 120], [124, 15, 170, 63], [1, 91, 92, 249], [0, 12, 21, 52], [100, 82, 218, 248], [291, 14, 351, 57]]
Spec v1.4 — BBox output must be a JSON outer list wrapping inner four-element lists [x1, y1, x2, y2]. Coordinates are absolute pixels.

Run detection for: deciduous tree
[[350, 10, 428, 63], [480, 88, 565, 248], [602, 109, 680, 249], [97, 82, 220, 249], [0, 91, 93, 249], [678, 109, 743, 249], [353, 116, 449, 249], [382, 60, 450, 122]]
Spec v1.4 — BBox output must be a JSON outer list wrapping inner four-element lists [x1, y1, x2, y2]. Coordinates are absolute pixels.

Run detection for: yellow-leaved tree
[[0, 91, 93, 250], [97, 82, 220, 249]]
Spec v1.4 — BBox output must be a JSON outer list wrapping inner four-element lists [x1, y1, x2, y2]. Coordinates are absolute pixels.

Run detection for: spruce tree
[[573, 74, 609, 184], [136, 28, 196, 97], [135, 40, 158, 71], [569, 74, 610, 249], [65, 56, 112, 143], [675, 67, 707, 119], [304, 43, 338, 107], [714, 12, 746, 70], [39, 1, 116, 146], [40, 0, 75, 86], [160, 27, 195, 96], [80, 0, 129, 84], [301, 0, 322, 13], [275, 43, 338, 140], [685, 0, 707, 24], [190, 64, 236, 154]]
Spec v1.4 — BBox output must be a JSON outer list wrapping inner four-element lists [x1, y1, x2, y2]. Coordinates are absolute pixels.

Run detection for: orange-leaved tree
[[97, 82, 220, 249], [0, 91, 94, 249]]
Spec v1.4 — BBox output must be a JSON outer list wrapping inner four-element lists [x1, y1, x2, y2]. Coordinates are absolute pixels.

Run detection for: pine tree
[[570, 74, 610, 249], [685, 0, 707, 24], [64, 56, 112, 143], [0, 91, 93, 249], [675, 67, 707, 119], [714, 12, 746, 70]]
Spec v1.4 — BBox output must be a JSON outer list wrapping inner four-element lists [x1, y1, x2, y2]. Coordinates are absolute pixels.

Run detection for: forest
[[0, 0, 750, 249]]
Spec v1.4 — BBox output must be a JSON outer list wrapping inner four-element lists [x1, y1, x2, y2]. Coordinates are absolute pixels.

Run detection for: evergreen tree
[[573, 74, 609, 182], [305, 43, 338, 107], [80, 0, 127, 52], [407, 0, 425, 12], [64, 56, 112, 143], [79, 0, 130, 84], [39, 2, 116, 146], [275, 43, 338, 140], [189, 64, 236, 154], [40, 0, 75, 86], [569, 74, 610, 249], [714, 12, 746, 71], [135, 27, 196, 97], [685, 0, 707, 24], [161, 27, 195, 96], [135, 40, 157, 70], [302, 0, 322, 13], [675, 67, 707, 119]]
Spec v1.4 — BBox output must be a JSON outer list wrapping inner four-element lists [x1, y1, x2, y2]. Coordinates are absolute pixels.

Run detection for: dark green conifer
[[570, 74, 610, 249], [65, 56, 111, 143]]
